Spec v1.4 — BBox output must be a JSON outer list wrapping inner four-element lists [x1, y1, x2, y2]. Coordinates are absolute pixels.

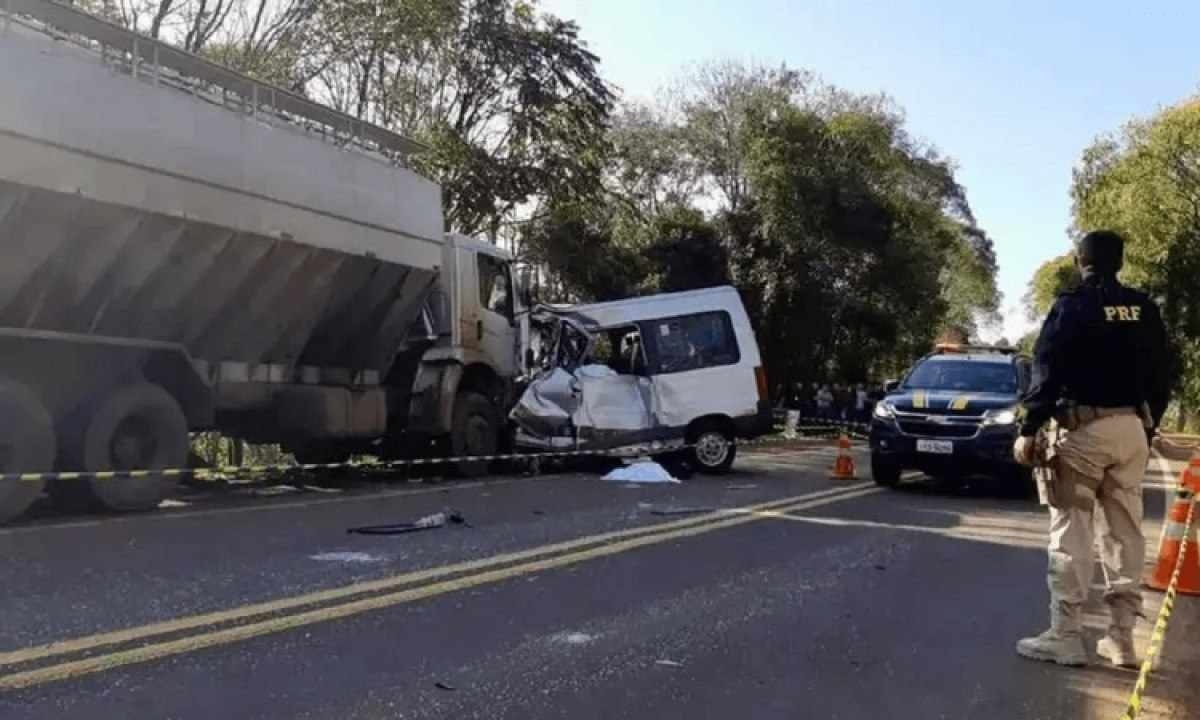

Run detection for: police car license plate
[[916, 439, 954, 455]]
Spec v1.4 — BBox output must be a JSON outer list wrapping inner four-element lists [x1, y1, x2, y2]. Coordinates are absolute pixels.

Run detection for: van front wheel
[[690, 426, 736, 475]]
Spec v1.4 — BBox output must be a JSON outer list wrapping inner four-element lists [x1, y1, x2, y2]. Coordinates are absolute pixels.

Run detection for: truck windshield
[[903, 360, 1017, 394]]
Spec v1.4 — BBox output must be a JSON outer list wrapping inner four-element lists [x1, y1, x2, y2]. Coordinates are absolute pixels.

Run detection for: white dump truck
[[0, 0, 529, 520]]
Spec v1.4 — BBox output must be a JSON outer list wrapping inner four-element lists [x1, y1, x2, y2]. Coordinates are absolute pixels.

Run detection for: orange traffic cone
[[830, 433, 856, 479], [1145, 486, 1200, 595], [1182, 455, 1200, 494]]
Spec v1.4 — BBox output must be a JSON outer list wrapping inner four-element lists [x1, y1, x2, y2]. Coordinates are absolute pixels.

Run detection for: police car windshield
[[903, 358, 1018, 394]]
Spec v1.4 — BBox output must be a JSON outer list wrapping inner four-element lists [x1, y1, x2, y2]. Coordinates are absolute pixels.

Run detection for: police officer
[[1013, 230, 1170, 667]]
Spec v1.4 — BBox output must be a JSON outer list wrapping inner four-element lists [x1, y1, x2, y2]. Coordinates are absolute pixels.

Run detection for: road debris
[[347, 510, 470, 535], [310, 551, 383, 564], [655, 659, 684, 668], [603, 461, 680, 484], [434, 681, 456, 691], [552, 631, 598, 646], [246, 484, 303, 497], [649, 506, 717, 516], [725, 483, 758, 490]]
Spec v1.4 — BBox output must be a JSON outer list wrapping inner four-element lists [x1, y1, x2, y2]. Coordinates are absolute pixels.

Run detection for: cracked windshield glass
[[0, 1, 1197, 718]]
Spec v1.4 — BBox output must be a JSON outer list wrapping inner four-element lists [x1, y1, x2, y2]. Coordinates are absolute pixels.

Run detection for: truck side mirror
[[883, 379, 900, 393]]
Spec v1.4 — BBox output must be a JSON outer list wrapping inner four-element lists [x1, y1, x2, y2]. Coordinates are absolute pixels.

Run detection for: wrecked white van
[[510, 286, 772, 473]]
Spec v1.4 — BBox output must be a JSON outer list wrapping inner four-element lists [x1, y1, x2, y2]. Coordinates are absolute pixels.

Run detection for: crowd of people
[[776, 381, 882, 423]]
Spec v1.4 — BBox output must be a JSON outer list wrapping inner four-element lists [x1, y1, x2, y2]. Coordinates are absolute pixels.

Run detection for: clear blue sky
[[541, 0, 1200, 340]]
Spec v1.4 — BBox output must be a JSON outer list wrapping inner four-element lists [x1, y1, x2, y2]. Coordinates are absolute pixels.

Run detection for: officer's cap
[[1076, 230, 1124, 274]]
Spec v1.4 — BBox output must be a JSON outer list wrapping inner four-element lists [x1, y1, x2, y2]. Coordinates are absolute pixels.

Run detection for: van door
[[639, 311, 758, 432], [571, 327, 655, 448], [474, 253, 517, 377]]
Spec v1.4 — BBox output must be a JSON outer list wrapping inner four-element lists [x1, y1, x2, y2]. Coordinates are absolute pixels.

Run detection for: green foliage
[[1015, 330, 1038, 356], [1023, 253, 1080, 320], [1071, 97, 1200, 424], [525, 62, 1000, 386], [92, 4, 1001, 394]]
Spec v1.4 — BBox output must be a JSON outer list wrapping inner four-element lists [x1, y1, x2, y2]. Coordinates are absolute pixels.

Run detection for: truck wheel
[[65, 383, 188, 512], [689, 424, 736, 475], [0, 381, 55, 524], [871, 454, 902, 488], [450, 392, 499, 477]]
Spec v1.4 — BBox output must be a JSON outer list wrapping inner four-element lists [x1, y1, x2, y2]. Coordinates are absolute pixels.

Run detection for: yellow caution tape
[[1120, 495, 1195, 720]]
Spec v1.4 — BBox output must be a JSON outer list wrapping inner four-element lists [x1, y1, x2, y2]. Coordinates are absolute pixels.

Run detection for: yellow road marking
[[0, 485, 880, 690], [0, 483, 872, 670]]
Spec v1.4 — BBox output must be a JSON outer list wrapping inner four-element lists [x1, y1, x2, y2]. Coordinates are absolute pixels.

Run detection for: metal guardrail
[[0, 0, 425, 162]]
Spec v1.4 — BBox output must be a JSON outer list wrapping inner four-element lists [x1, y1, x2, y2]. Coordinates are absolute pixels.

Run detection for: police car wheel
[[870, 454, 901, 488]]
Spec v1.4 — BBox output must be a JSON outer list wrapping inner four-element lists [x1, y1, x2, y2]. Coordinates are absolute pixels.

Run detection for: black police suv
[[869, 345, 1031, 488]]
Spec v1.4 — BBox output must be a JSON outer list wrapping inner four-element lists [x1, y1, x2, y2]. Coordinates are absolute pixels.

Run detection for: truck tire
[[449, 392, 500, 477], [0, 381, 55, 524], [689, 423, 736, 475], [62, 383, 189, 512]]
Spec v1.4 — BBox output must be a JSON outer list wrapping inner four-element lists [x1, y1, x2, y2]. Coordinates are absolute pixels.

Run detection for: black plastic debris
[[434, 681, 456, 691], [347, 510, 470, 535]]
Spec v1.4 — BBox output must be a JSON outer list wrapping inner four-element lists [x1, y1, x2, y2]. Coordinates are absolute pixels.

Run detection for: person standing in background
[[816, 384, 833, 419]]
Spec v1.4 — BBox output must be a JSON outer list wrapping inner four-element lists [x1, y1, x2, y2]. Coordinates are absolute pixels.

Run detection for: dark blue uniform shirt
[[1020, 274, 1170, 437]]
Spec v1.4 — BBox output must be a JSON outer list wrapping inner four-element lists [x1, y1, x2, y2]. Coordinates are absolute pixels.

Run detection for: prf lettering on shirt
[[1104, 305, 1142, 322]]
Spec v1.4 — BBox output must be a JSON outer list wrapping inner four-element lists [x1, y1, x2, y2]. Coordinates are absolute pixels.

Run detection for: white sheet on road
[[603, 461, 680, 484]]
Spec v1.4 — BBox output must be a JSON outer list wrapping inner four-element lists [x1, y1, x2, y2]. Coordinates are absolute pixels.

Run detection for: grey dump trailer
[[0, 0, 526, 521]]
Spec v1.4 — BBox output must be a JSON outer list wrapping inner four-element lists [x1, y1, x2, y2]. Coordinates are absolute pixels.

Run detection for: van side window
[[477, 254, 512, 319], [588, 327, 646, 375], [642, 311, 739, 374]]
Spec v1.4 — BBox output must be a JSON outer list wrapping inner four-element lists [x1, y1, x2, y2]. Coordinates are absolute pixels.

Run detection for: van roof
[[560, 286, 746, 328]]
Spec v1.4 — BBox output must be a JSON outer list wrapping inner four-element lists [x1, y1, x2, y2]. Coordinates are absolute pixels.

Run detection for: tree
[[530, 60, 1001, 386], [677, 61, 812, 212], [1071, 97, 1200, 428], [606, 104, 701, 219], [1023, 253, 1080, 320], [306, 0, 616, 237]]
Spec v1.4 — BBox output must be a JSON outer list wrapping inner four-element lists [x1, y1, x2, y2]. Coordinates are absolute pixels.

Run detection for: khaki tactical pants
[[1046, 413, 1149, 632]]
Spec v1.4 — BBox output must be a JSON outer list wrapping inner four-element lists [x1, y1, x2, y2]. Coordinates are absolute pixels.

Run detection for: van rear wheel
[[0, 381, 54, 523], [690, 425, 736, 475]]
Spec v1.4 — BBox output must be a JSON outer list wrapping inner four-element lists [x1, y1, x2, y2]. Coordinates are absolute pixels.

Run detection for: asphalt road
[[0, 443, 1196, 720]]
